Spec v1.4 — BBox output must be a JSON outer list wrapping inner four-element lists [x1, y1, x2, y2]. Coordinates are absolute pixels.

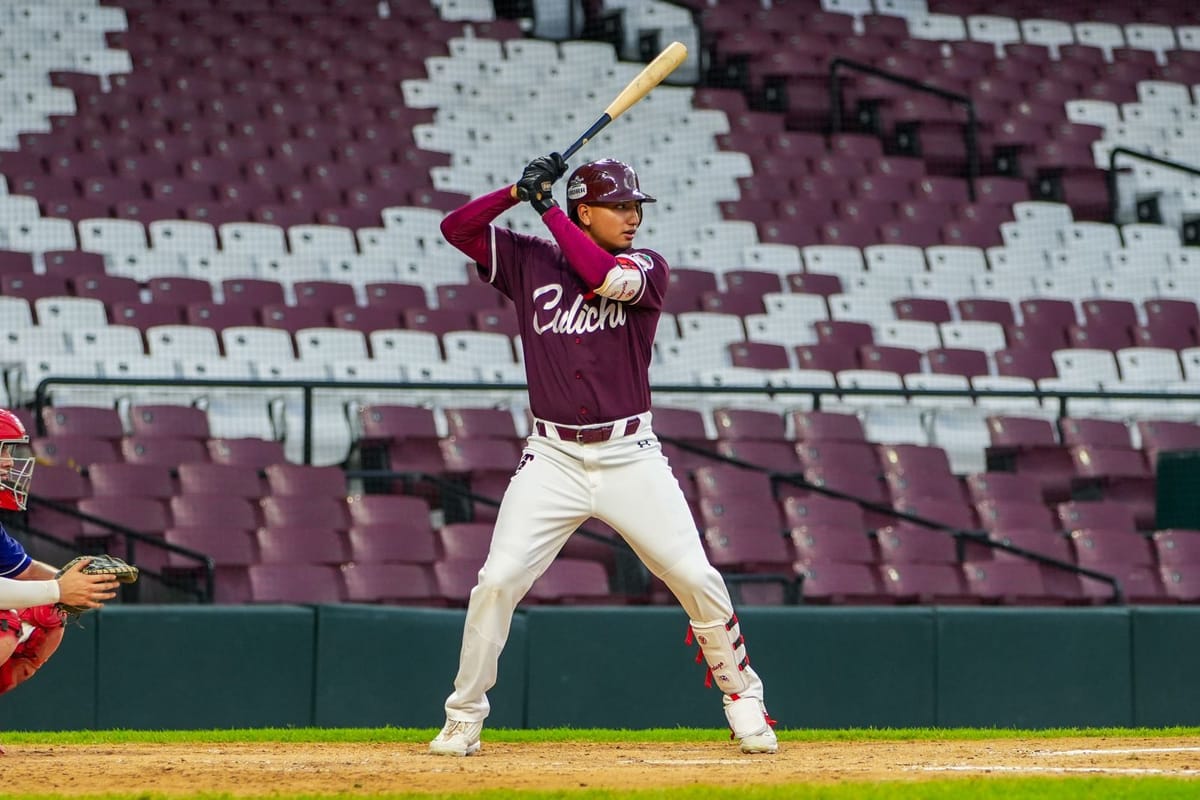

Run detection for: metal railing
[[7, 496, 215, 604], [659, 436, 1124, 604], [1106, 145, 1200, 225], [828, 56, 980, 201], [32, 375, 532, 466], [30, 374, 1193, 605], [33, 375, 1200, 466], [342, 466, 650, 597]]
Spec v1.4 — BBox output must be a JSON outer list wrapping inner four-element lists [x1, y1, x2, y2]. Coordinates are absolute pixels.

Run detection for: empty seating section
[[18, 400, 631, 605], [1, 0, 1198, 606]]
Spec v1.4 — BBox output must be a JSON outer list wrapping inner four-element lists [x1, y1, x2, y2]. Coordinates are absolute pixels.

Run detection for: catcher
[[0, 409, 136, 699]]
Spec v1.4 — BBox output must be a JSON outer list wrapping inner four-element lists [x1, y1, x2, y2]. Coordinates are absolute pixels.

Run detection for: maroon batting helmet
[[565, 159, 656, 221]]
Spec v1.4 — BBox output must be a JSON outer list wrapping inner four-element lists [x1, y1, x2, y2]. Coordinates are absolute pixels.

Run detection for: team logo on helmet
[[566, 177, 588, 201]]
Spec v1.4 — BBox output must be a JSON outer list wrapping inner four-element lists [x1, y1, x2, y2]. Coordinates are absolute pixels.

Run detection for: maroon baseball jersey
[[441, 188, 669, 425]]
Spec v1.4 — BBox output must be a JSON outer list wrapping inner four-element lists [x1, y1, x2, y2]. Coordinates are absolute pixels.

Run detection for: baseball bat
[[515, 41, 689, 200], [560, 40, 689, 161]]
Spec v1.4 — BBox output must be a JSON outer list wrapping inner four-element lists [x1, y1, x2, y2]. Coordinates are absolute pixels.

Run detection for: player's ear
[[576, 203, 591, 226]]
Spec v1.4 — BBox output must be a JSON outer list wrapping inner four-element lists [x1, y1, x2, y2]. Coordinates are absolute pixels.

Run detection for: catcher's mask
[[566, 159, 656, 222], [0, 409, 33, 511]]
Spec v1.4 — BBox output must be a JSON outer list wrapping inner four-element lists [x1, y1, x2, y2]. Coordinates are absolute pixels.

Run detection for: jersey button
[[575, 337, 582, 344], [579, 406, 588, 414], [574, 371, 582, 380]]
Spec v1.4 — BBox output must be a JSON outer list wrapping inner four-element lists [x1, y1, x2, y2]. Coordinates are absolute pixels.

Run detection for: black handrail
[[28, 375, 1171, 605], [828, 56, 979, 201], [1106, 146, 1200, 226], [652, 381, 1200, 420], [658, 435, 1124, 604], [33, 375, 1200, 464], [32, 375, 534, 465], [12, 496, 215, 603], [341, 467, 649, 597]]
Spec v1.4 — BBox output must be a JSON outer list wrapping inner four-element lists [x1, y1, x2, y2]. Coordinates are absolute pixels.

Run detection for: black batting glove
[[530, 194, 558, 215], [515, 153, 568, 214]]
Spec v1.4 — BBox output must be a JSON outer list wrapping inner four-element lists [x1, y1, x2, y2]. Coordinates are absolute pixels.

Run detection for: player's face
[[0, 441, 33, 510], [577, 201, 643, 252]]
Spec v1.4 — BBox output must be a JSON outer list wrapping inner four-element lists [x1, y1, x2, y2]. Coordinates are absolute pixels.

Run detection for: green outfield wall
[[1, 605, 1196, 731]]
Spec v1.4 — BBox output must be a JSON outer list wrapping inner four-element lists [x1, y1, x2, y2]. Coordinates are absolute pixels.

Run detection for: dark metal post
[[302, 385, 314, 466], [829, 58, 843, 135], [964, 102, 978, 202]]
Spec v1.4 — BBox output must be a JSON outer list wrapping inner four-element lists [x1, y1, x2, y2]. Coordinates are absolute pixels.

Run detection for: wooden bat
[[516, 41, 689, 200], [561, 40, 689, 161]]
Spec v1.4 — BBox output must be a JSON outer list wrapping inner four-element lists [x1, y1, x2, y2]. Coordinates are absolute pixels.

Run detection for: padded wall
[[744, 607, 938, 729], [0, 606, 1197, 730], [0, 614, 97, 731], [936, 607, 1133, 727], [1131, 607, 1200, 726], [313, 605, 526, 728], [97, 606, 316, 729]]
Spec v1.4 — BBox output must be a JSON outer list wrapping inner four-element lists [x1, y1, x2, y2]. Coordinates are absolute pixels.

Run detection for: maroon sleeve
[[541, 206, 618, 289], [440, 187, 521, 265]]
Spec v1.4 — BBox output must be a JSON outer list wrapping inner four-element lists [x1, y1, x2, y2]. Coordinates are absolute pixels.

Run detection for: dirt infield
[[4, 736, 1200, 794]]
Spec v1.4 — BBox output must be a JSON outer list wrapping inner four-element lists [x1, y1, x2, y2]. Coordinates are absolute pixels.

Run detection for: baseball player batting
[[0, 409, 121, 707], [429, 155, 777, 756]]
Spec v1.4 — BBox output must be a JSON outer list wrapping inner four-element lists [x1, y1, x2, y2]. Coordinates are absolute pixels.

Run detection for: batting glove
[[516, 153, 568, 214]]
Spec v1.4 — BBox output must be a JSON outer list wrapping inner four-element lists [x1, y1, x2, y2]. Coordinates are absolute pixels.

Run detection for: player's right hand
[[515, 153, 568, 203], [56, 558, 119, 611]]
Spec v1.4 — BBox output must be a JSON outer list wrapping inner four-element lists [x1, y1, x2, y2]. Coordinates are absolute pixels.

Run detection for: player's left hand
[[516, 153, 567, 214], [54, 554, 138, 618]]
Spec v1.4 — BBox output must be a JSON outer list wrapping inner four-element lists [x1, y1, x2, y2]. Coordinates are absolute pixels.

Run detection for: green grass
[[2, 725, 1199, 744], [4, 728, 1198, 800]]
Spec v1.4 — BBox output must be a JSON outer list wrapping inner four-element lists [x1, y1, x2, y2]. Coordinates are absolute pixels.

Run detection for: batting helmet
[[0, 409, 33, 511], [565, 159, 656, 221]]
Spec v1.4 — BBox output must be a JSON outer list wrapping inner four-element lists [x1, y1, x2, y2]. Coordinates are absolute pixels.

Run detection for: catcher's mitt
[[54, 554, 139, 616]]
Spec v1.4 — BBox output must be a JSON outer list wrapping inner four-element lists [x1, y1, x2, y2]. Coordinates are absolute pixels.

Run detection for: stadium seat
[[795, 562, 890, 605], [340, 563, 443, 605], [248, 564, 344, 603]]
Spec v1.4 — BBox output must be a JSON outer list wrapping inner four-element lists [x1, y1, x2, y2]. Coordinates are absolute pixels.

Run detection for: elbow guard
[[593, 253, 649, 302]]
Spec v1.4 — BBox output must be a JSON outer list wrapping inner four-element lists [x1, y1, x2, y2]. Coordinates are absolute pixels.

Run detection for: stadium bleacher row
[[2, 0, 1200, 606], [7, 400, 1200, 606]]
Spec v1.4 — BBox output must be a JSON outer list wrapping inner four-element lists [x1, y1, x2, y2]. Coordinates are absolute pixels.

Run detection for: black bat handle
[[561, 113, 613, 162], [515, 113, 613, 201]]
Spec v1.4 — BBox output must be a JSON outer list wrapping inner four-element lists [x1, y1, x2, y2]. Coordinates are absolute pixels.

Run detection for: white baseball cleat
[[725, 696, 778, 755], [429, 719, 483, 757], [738, 726, 779, 755]]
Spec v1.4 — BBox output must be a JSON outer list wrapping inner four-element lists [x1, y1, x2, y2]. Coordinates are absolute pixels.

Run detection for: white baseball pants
[[442, 414, 767, 722]]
